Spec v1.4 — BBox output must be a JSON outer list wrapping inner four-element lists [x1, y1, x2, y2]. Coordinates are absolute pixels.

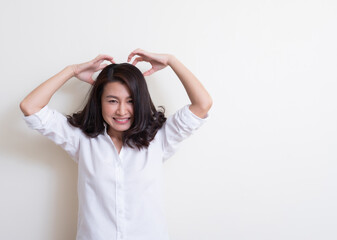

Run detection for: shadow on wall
[[0, 103, 78, 240]]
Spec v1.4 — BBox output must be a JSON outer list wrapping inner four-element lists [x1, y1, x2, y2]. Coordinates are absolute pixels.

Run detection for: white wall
[[1, 0, 337, 239]]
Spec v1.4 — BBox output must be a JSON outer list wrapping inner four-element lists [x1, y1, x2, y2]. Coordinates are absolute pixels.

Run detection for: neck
[[107, 127, 123, 142]]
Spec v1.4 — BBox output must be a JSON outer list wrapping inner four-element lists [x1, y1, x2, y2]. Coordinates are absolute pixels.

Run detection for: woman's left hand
[[127, 48, 171, 76]]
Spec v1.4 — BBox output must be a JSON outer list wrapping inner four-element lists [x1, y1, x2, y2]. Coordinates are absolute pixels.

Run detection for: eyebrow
[[105, 95, 132, 99]]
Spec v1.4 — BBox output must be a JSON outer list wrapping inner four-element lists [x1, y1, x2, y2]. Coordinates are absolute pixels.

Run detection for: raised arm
[[127, 49, 212, 118], [20, 55, 114, 116]]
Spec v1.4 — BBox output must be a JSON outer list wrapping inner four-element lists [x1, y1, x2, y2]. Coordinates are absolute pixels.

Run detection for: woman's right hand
[[71, 54, 115, 85]]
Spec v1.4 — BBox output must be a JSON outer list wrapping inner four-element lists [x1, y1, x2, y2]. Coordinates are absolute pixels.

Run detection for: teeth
[[114, 118, 129, 123]]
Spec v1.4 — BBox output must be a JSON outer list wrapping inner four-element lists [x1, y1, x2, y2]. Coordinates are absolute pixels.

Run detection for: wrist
[[167, 54, 177, 66], [67, 64, 77, 77]]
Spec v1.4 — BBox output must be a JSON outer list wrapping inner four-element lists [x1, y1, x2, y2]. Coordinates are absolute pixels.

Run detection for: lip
[[113, 117, 131, 124]]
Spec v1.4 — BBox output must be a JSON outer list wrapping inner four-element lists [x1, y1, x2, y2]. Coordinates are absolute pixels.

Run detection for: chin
[[111, 123, 132, 132]]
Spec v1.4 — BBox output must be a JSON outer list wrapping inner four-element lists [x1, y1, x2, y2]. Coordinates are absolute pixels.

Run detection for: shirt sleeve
[[23, 105, 82, 163], [161, 104, 209, 161]]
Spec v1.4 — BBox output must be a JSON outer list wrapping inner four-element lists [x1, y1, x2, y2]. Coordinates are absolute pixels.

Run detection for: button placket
[[116, 158, 125, 240]]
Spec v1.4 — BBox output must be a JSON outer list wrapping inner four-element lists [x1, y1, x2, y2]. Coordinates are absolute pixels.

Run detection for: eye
[[108, 99, 118, 103], [128, 99, 134, 104]]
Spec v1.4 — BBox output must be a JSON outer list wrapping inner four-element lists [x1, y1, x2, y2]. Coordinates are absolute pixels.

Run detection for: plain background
[[1, 0, 337, 239]]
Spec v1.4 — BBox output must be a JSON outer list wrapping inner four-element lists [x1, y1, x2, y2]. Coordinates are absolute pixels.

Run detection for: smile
[[113, 118, 131, 124]]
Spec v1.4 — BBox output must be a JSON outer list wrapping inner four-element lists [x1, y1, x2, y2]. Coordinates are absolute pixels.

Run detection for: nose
[[117, 102, 127, 115]]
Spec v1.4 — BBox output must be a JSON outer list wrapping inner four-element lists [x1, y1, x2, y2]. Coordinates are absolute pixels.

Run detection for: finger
[[143, 68, 155, 76], [96, 54, 114, 60], [95, 54, 114, 63], [127, 48, 144, 62], [98, 64, 108, 71], [131, 57, 144, 66], [88, 78, 95, 85], [95, 57, 115, 67]]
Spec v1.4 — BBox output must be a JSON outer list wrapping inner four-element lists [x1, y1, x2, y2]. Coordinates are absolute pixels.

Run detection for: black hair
[[67, 63, 166, 149]]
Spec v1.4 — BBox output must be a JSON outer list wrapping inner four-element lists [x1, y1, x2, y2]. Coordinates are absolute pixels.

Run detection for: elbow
[[201, 95, 213, 113], [19, 100, 39, 116], [19, 100, 30, 116], [206, 96, 213, 111], [191, 96, 213, 118]]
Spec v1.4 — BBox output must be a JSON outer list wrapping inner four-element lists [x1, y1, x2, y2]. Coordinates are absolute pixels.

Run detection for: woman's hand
[[71, 54, 115, 84], [127, 49, 172, 76], [128, 49, 212, 118]]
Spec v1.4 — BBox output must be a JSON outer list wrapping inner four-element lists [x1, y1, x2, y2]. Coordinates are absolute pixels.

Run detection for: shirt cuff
[[182, 104, 209, 130], [23, 105, 52, 130]]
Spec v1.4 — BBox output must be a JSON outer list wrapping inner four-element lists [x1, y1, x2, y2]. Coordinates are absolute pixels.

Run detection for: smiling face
[[101, 81, 134, 139]]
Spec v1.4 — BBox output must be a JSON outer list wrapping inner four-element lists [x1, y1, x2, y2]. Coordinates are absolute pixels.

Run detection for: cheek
[[129, 106, 134, 115], [101, 104, 113, 119]]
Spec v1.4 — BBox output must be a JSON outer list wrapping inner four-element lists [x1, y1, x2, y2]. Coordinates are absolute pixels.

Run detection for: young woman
[[20, 48, 212, 240]]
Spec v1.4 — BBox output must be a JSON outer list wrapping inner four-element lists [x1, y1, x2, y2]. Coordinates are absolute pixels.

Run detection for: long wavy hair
[[67, 63, 166, 150]]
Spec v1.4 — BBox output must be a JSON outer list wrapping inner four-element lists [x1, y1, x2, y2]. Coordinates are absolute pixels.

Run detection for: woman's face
[[101, 81, 134, 138]]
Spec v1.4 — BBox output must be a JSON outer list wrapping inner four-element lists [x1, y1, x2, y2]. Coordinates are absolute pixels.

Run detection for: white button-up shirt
[[23, 104, 208, 240]]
